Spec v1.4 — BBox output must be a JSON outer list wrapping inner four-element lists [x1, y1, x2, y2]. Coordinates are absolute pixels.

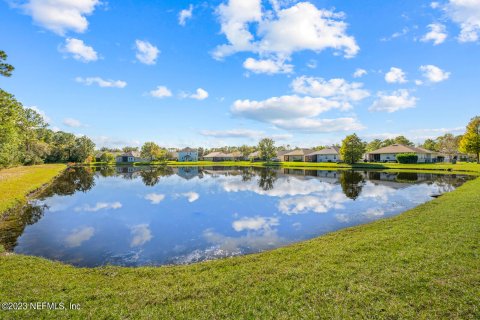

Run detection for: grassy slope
[[0, 166, 479, 318], [0, 164, 66, 213]]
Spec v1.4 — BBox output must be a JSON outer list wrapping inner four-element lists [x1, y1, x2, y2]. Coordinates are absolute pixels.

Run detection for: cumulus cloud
[[61, 38, 98, 62], [291, 76, 370, 109], [419, 64, 450, 83], [179, 4, 193, 26], [189, 88, 209, 100], [15, 0, 101, 35], [353, 68, 367, 78], [443, 0, 480, 42], [200, 129, 264, 138], [175, 192, 200, 202], [149, 86, 172, 98], [385, 67, 407, 84], [63, 117, 83, 128], [74, 202, 122, 212], [145, 193, 165, 204], [369, 90, 417, 113], [214, 1, 358, 73], [65, 227, 95, 248], [421, 23, 448, 45], [232, 216, 279, 232], [135, 40, 160, 65], [243, 57, 293, 74], [75, 77, 127, 88], [130, 224, 152, 247], [232, 77, 365, 134]]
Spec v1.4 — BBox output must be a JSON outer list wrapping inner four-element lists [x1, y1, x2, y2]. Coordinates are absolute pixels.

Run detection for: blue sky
[[1, 0, 479, 148]]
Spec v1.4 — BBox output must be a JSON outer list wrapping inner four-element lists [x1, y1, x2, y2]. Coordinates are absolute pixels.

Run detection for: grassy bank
[[0, 164, 66, 213], [0, 166, 479, 318]]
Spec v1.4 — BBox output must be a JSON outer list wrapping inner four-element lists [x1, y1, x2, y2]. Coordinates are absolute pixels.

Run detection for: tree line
[[0, 51, 95, 168]]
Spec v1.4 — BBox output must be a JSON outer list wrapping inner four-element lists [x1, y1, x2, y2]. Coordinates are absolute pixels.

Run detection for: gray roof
[[179, 147, 197, 152], [284, 149, 314, 156], [309, 146, 340, 156]]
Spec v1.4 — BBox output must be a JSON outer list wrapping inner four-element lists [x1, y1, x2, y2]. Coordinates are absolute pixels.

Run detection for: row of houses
[[112, 144, 461, 164]]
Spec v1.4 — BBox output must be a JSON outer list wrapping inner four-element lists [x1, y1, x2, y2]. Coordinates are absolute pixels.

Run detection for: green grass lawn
[[0, 164, 66, 213], [0, 164, 479, 318]]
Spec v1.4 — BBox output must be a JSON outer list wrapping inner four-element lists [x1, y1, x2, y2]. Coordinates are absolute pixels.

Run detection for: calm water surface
[[0, 166, 472, 267]]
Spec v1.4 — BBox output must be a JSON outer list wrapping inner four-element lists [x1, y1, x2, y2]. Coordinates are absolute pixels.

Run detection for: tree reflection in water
[[258, 168, 278, 191], [140, 166, 174, 186], [339, 170, 365, 200]]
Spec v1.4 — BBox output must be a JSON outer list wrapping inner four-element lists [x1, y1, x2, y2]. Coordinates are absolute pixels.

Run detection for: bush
[[396, 153, 418, 164]]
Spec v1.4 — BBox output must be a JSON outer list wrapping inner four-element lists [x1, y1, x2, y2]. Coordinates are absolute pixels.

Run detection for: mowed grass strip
[[0, 169, 479, 319], [0, 164, 66, 213]]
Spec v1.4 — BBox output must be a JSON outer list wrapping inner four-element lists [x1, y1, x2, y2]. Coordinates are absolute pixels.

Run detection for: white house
[[309, 146, 341, 162], [366, 144, 439, 163], [177, 147, 198, 162]]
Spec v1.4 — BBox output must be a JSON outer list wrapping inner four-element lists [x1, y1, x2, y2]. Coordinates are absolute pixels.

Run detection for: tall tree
[[0, 50, 14, 77], [0, 89, 23, 167], [459, 116, 480, 163], [340, 134, 366, 164], [436, 133, 459, 160], [393, 135, 414, 146], [238, 145, 254, 158], [258, 138, 276, 161], [366, 139, 383, 152], [122, 146, 139, 153], [140, 142, 163, 161], [421, 138, 439, 151], [71, 136, 95, 162]]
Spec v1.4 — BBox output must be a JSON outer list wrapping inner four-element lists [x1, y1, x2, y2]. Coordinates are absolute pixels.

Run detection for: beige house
[[308, 146, 341, 162], [366, 144, 439, 163], [283, 149, 315, 162], [203, 152, 233, 162], [248, 150, 261, 161]]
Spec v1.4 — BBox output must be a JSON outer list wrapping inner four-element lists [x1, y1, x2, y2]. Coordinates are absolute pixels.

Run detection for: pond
[[0, 166, 473, 267]]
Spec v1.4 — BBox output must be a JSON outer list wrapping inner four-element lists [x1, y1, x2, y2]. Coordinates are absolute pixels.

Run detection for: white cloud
[[189, 88, 209, 100], [419, 64, 451, 83], [271, 117, 365, 133], [61, 38, 98, 62], [28, 106, 51, 124], [63, 117, 83, 128], [385, 67, 407, 83], [135, 40, 160, 65], [243, 57, 293, 74], [179, 4, 193, 26], [149, 86, 172, 98], [232, 95, 343, 122], [200, 129, 264, 138], [74, 202, 122, 212], [278, 193, 347, 215], [145, 193, 165, 204], [421, 23, 448, 45], [17, 0, 101, 35], [175, 192, 200, 202], [75, 77, 127, 88], [291, 76, 370, 109], [130, 224, 152, 247], [214, 1, 358, 72], [65, 227, 95, 248], [353, 68, 367, 78], [232, 216, 279, 232], [369, 90, 417, 113], [443, 0, 480, 42]]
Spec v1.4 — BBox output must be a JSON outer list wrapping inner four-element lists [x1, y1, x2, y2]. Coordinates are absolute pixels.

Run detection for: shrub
[[396, 153, 418, 164]]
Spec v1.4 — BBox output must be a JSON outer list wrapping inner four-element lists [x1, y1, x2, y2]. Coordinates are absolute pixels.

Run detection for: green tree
[[238, 145, 255, 158], [459, 116, 480, 163], [100, 152, 115, 163], [0, 51, 14, 77], [141, 142, 162, 161], [47, 131, 76, 162], [71, 136, 95, 162], [393, 135, 414, 146], [122, 146, 139, 153], [0, 89, 23, 167], [436, 133, 459, 160], [340, 133, 366, 164], [258, 138, 276, 161], [421, 138, 439, 151], [366, 139, 383, 152]]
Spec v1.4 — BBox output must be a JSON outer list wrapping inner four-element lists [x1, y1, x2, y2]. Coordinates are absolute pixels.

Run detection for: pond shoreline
[[0, 165, 478, 318]]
